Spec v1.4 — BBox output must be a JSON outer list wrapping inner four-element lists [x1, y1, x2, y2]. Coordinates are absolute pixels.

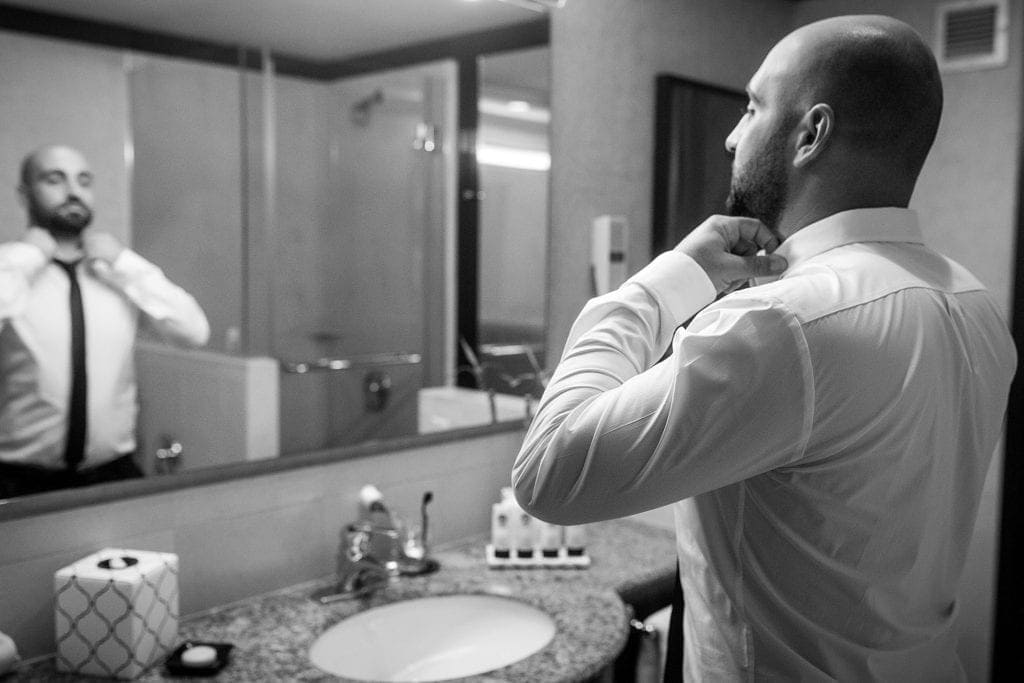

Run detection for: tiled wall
[[0, 429, 524, 660]]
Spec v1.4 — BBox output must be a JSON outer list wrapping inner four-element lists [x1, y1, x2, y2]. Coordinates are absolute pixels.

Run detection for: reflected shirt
[[513, 208, 1016, 680], [0, 237, 210, 470]]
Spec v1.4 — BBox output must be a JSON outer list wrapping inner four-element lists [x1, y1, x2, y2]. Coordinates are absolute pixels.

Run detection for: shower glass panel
[[271, 61, 457, 454]]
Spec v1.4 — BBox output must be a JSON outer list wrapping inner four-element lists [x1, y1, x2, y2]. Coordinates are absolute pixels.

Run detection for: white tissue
[[0, 630, 21, 675]]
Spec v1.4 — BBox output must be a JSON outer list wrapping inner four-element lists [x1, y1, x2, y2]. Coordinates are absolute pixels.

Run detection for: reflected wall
[[130, 52, 246, 357], [0, 30, 130, 246]]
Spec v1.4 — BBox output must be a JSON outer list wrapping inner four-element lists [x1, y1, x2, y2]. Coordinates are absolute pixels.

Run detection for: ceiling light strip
[[495, 0, 568, 13]]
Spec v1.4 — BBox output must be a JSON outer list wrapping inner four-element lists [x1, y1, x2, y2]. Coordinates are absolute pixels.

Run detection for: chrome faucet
[[311, 493, 438, 604], [312, 524, 395, 603], [340, 525, 397, 590]]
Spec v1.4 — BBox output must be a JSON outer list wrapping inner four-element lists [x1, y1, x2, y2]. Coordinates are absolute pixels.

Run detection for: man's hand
[[675, 215, 787, 294], [81, 229, 124, 266], [21, 226, 58, 259]]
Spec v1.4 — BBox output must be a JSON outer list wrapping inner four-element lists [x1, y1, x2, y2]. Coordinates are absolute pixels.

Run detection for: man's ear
[[793, 103, 833, 168], [16, 184, 27, 210]]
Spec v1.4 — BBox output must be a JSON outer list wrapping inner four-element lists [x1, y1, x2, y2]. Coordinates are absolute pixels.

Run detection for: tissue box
[[54, 548, 179, 679]]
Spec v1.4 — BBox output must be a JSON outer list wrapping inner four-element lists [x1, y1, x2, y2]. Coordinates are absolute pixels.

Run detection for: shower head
[[350, 88, 385, 126]]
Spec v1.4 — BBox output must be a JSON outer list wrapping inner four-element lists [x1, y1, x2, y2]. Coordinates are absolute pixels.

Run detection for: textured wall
[[546, 0, 793, 363]]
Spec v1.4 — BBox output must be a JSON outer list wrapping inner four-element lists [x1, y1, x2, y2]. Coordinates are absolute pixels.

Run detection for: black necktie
[[54, 259, 87, 470]]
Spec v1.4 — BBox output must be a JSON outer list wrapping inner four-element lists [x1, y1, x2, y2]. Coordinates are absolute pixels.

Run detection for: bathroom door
[[651, 75, 746, 254]]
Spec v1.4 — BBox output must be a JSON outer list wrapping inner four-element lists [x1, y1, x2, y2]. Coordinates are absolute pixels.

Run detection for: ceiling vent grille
[[935, 0, 1008, 72]]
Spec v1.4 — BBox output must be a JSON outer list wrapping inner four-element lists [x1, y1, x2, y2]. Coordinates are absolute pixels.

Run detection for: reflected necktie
[[54, 259, 87, 470]]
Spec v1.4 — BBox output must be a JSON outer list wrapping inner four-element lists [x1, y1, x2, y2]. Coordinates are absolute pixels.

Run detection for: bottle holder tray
[[485, 544, 590, 569]]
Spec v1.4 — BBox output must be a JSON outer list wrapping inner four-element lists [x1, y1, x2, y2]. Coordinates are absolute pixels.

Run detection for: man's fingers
[[731, 238, 760, 257], [754, 253, 788, 276], [711, 216, 780, 255], [732, 218, 780, 252], [722, 253, 787, 282], [674, 215, 787, 294]]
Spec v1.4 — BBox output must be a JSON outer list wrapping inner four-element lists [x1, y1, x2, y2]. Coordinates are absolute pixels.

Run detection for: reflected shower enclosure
[[131, 53, 457, 455]]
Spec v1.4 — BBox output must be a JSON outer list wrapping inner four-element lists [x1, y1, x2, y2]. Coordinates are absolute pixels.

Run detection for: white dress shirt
[[0, 238, 209, 470], [514, 208, 1016, 680]]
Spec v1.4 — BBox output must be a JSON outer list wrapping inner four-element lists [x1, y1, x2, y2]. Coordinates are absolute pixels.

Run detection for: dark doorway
[[651, 75, 746, 252]]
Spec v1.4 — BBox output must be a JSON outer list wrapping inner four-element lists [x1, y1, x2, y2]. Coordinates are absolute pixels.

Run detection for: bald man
[[514, 15, 1015, 680], [0, 145, 209, 497]]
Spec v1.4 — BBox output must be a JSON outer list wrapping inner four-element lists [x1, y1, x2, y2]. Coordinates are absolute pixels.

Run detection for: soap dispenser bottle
[[565, 524, 588, 557], [509, 496, 536, 560], [537, 520, 564, 559], [491, 488, 514, 559]]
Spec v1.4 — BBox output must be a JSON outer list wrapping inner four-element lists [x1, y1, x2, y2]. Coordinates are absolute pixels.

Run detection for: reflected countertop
[[12, 518, 677, 682]]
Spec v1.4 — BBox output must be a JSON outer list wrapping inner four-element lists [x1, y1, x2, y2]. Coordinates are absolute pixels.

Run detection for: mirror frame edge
[[0, 419, 526, 522]]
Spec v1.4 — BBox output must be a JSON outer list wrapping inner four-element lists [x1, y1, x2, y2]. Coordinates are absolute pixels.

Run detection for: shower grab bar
[[280, 352, 422, 374]]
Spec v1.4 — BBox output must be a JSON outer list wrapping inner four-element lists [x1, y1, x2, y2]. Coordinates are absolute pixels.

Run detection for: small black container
[[163, 641, 234, 677]]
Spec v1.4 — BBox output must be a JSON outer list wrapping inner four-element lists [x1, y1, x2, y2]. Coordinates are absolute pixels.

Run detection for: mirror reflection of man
[[0, 144, 209, 498]]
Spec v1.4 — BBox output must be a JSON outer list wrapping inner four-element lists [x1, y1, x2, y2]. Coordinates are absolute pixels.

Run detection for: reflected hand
[[21, 226, 57, 259], [674, 215, 787, 294], [81, 229, 124, 267]]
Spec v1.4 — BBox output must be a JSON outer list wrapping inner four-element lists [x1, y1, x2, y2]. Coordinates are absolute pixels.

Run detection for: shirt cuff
[[2, 240, 51, 273], [625, 251, 716, 326], [108, 248, 158, 278]]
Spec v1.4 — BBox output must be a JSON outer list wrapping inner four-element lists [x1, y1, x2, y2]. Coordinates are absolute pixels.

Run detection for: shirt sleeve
[[512, 252, 813, 525], [0, 240, 50, 328], [93, 249, 211, 348]]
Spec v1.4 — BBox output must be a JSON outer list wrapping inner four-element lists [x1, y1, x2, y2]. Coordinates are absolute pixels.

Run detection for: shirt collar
[[774, 207, 924, 272]]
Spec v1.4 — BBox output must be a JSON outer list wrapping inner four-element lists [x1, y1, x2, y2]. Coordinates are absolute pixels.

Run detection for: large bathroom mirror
[[0, 0, 550, 511]]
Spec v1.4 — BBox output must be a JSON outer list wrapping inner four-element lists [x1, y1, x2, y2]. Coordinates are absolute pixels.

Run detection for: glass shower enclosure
[[130, 51, 457, 456]]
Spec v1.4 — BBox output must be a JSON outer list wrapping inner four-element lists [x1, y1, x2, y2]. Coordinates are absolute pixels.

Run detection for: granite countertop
[[11, 518, 676, 682]]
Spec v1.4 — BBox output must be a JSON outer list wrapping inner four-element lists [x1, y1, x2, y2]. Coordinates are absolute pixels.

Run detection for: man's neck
[[777, 180, 912, 242], [49, 233, 83, 262]]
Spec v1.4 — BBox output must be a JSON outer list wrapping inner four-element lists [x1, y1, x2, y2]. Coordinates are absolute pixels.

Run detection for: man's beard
[[725, 130, 789, 237], [31, 200, 93, 237]]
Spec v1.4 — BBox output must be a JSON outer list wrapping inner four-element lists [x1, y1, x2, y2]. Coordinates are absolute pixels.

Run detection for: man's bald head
[[17, 144, 95, 236], [781, 15, 942, 176], [726, 15, 943, 236], [20, 148, 42, 187], [19, 145, 89, 188]]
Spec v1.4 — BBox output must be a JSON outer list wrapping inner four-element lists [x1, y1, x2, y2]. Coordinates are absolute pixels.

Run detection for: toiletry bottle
[[565, 524, 588, 557], [537, 520, 563, 559], [491, 489, 513, 559], [508, 494, 536, 560]]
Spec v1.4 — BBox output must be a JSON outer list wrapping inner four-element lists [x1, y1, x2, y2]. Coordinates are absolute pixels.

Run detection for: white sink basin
[[308, 594, 556, 681]]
